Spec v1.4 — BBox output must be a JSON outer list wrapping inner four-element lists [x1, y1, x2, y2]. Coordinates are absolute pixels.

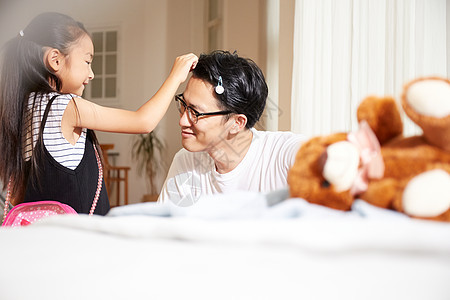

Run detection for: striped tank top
[[23, 93, 87, 170]]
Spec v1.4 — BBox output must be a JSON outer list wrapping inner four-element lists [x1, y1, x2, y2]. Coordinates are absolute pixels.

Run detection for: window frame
[[205, 0, 223, 52], [84, 26, 121, 107]]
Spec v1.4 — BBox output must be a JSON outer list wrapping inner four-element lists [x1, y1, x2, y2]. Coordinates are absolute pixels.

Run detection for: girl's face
[[58, 34, 94, 96]]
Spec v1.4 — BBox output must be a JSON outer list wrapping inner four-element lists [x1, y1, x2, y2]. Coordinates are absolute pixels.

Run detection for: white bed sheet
[[1, 191, 450, 300]]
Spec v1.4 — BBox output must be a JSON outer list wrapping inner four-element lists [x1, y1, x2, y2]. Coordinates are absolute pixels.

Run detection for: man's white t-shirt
[[158, 128, 306, 206]]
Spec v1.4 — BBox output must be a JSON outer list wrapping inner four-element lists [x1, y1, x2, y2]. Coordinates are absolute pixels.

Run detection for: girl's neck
[[209, 129, 253, 174]]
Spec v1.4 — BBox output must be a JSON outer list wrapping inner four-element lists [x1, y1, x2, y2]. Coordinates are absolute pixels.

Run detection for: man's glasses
[[175, 94, 232, 124]]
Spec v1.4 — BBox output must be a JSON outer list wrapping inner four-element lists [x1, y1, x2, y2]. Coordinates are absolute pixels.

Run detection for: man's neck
[[209, 129, 254, 174]]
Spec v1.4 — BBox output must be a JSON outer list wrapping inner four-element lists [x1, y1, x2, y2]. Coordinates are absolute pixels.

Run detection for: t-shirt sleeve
[[259, 131, 307, 191], [157, 149, 188, 203], [281, 133, 307, 167]]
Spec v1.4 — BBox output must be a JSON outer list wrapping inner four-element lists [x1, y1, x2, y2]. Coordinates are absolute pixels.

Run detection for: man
[[158, 50, 305, 206]]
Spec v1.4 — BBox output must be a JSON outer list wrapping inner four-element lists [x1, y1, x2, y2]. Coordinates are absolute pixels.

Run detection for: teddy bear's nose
[[323, 141, 360, 193]]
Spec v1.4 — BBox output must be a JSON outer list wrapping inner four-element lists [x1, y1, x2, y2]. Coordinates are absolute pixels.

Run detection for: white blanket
[[1, 191, 450, 300]]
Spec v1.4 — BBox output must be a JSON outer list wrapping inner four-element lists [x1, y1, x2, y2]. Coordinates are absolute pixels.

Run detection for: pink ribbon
[[347, 120, 385, 196]]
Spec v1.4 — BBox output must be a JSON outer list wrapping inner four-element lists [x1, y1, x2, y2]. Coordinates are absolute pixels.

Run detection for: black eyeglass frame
[[175, 94, 232, 124]]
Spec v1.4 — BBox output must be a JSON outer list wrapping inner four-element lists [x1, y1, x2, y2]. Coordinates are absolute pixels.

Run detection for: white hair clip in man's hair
[[215, 76, 224, 94]]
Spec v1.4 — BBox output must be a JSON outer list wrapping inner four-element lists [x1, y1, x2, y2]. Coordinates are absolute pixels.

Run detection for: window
[[206, 0, 222, 51], [84, 29, 119, 105]]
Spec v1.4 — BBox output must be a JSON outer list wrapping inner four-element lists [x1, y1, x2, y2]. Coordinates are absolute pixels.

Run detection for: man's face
[[178, 77, 234, 153]]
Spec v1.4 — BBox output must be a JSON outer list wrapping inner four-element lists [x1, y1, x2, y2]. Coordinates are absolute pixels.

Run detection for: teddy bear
[[287, 77, 450, 221]]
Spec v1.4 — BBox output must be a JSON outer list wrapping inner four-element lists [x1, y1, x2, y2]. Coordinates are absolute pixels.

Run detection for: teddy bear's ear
[[402, 77, 450, 152], [357, 96, 403, 145]]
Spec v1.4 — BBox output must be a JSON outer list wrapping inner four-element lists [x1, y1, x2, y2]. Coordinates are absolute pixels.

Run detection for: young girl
[[0, 12, 198, 215]]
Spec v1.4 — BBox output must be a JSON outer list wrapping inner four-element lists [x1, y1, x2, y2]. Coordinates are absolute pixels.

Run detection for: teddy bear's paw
[[406, 79, 450, 118], [402, 77, 450, 151], [402, 169, 450, 217]]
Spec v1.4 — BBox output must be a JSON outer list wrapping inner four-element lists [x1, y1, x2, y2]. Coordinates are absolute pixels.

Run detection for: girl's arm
[[63, 53, 198, 135]]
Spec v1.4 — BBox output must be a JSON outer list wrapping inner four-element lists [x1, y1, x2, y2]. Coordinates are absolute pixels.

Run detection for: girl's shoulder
[[29, 92, 78, 100], [29, 92, 78, 108]]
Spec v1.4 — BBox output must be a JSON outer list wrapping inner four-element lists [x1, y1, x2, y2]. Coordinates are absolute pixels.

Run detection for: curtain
[[291, 0, 448, 137]]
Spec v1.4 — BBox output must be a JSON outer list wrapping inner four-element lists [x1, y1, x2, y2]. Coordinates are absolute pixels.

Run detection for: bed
[[1, 189, 450, 300]]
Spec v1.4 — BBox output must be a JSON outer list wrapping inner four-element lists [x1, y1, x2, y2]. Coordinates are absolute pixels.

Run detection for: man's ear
[[229, 114, 248, 134], [45, 48, 63, 72]]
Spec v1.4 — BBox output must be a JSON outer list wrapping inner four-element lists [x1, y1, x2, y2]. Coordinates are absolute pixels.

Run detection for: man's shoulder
[[252, 128, 306, 145]]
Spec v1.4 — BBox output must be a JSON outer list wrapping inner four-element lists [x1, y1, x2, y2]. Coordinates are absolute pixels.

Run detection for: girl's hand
[[169, 53, 198, 84]]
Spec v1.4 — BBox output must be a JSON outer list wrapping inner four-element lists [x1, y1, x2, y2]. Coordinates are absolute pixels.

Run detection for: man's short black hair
[[191, 50, 268, 129]]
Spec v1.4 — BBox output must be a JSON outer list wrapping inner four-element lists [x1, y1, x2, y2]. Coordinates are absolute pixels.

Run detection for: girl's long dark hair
[[0, 12, 101, 203]]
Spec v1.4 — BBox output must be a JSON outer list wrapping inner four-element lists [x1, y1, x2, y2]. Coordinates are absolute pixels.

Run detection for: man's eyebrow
[[188, 102, 200, 110], [86, 53, 93, 59], [181, 95, 200, 110]]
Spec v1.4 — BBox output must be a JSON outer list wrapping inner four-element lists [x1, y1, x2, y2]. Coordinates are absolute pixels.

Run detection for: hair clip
[[19, 30, 24, 37], [215, 76, 224, 94]]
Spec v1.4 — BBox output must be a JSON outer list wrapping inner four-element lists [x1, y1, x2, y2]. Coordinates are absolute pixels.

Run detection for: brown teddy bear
[[288, 77, 450, 221]]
